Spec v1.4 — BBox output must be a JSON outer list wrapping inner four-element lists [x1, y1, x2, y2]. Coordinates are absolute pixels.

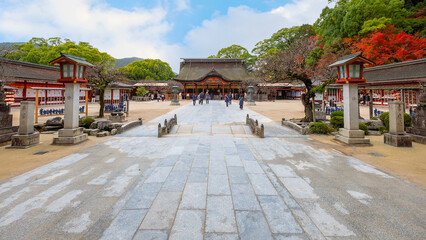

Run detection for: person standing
[[199, 92, 204, 105], [239, 95, 244, 110], [225, 95, 229, 107], [157, 93, 160, 102], [192, 94, 197, 106], [228, 93, 232, 105]]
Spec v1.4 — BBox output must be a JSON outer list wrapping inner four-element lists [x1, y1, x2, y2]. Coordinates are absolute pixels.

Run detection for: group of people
[[192, 92, 244, 110]]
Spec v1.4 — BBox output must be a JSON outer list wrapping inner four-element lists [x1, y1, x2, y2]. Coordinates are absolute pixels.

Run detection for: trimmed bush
[[331, 116, 344, 129], [378, 126, 388, 134], [309, 122, 330, 134], [380, 111, 412, 130], [82, 117, 95, 128], [359, 123, 369, 135], [330, 111, 344, 118], [370, 117, 378, 120]]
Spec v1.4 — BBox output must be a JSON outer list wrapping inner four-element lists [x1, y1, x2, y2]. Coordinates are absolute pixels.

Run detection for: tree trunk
[[301, 92, 313, 122], [99, 88, 105, 118]]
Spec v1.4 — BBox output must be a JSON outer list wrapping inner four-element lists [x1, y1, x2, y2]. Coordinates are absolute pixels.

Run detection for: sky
[[0, 0, 332, 71]]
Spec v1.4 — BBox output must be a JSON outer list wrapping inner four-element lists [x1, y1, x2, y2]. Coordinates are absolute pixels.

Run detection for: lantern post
[[50, 53, 93, 145], [329, 52, 373, 145]]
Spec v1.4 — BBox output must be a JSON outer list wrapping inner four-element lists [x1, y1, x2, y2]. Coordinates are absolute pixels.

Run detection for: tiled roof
[[329, 52, 374, 67], [174, 58, 251, 82], [0, 57, 59, 82], [364, 58, 426, 82]]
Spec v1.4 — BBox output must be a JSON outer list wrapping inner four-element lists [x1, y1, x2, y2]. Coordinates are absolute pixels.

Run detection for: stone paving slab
[[0, 101, 425, 240]]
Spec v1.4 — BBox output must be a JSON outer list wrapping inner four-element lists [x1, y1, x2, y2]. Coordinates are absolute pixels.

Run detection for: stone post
[[247, 85, 256, 105], [335, 84, 370, 144], [0, 80, 17, 143], [384, 101, 412, 147], [170, 85, 180, 105], [9, 101, 39, 148], [53, 83, 88, 144]]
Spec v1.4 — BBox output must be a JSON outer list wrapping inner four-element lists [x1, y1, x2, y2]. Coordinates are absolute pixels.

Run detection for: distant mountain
[[0, 42, 23, 56], [114, 57, 144, 69]]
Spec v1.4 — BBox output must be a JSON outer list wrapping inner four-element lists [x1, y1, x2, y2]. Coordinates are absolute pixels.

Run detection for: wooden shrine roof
[[0, 57, 59, 83], [174, 58, 251, 82]]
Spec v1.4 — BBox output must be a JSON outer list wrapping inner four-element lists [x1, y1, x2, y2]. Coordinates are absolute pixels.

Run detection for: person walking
[[199, 92, 204, 105], [206, 92, 210, 104], [192, 94, 197, 106], [225, 95, 229, 107], [239, 95, 244, 110], [157, 93, 160, 102], [228, 93, 232, 105]]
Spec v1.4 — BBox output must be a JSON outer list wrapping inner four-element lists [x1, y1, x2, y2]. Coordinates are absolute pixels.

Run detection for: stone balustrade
[[246, 114, 264, 138], [158, 114, 178, 137]]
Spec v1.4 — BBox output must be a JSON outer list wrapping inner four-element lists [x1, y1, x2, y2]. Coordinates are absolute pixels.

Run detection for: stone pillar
[[53, 83, 88, 145], [384, 101, 412, 147], [247, 85, 256, 106], [9, 101, 39, 148], [335, 84, 370, 145], [170, 85, 180, 105]]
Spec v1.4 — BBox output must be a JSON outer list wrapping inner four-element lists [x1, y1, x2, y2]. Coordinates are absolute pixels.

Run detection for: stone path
[[0, 101, 425, 240]]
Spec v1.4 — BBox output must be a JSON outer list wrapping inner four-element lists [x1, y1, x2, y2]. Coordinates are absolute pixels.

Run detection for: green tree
[[136, 87, 147, 96], [120, 59, 175, 81], [4, 37, 114, 66], [252, 24, 316, 58], [315, 0, 425, 46], [209, 44, 255, 68]]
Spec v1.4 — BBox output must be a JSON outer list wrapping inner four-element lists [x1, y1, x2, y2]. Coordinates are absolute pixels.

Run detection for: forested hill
[[0, 42, 142, 68], [114, 57, 144, 69]]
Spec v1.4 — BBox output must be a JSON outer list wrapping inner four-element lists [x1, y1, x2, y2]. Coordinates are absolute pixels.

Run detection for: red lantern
[[50, 53, 94, 84], [329, 52, 374, 84]]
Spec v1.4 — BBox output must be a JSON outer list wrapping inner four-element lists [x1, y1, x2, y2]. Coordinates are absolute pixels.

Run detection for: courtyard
[[0, 100, 425, 239]]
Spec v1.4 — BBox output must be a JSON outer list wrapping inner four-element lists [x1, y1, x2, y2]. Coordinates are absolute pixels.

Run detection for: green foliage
[[82, 117, 95, 128], [252, 24, 316, 58], [209, 44, 255, 68], [378, 126, 388, 134], [379, 111, 412, 130], [4, 37, 115, 66], [309, 122, 330, 134], [330, 116, 344, 129], [330, 111, 344, 118], [370, 117, 378, 120], [120, 59, 175, 81], [315, 0, 424, 46], [359, 123, 369, 135], [136, 87, 147, 96]]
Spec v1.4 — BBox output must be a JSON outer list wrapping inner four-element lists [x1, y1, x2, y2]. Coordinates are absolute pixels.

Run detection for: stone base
[[170, 101, 181, 105], [52, 127, 88, 145], [384, 133, 412, 147], [8, 132, 40, 149], [0, 126, 18, 143], [408, 134, 426, 144], [335, 129, 370, 145], [247, 102, 256, 106]]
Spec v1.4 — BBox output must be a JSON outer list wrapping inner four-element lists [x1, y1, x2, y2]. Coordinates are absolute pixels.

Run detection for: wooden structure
[[326, 57, 426, 107], [49, 53, 92, 83], [174, 58, 251, 99]]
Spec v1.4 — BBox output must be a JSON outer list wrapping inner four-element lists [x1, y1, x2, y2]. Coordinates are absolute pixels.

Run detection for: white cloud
[[183, 0, 330, 59], [0, 0, 330, 72], [0, 0, 184, 70]]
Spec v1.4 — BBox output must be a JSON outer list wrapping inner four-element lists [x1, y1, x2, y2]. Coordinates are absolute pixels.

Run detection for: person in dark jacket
[[192, 94, 197, 106], [239, 96, 244, 110], [225, 95, 229, 107]]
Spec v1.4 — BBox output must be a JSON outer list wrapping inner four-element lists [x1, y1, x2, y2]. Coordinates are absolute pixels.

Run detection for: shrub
[[380, 111, 412, 130], [136, 87, 147, 96], [82, 117, 95, 128], [309, 122, 330, 134], [359, 123, 369, 135], [331, 116, 344, 129], [330, 111, 344, 118], [370, 117, 378, 120], [378, 126, 388, 134]]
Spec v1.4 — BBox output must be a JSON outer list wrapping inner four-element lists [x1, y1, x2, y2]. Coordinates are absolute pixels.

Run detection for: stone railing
[[246, 114, 264, 138], [133, 96, 151, 101], [158, 114, 177, 137]]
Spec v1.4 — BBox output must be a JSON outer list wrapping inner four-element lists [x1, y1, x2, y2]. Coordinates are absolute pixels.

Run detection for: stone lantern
[[50, 53, 93, 144], [247, 85, 256, 105], [170, 85, 180, 105], [329, 52, 374, 145]]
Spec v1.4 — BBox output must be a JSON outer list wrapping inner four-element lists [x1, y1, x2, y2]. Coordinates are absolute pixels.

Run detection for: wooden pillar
[[184, 83, 186, 98], [195, 84, 198, 94], [222, 84, 224, 97], [381, 90, 384, 105], [111, 89, 114, 104], [23, 80, 27, 101], [401, 89, 405, 112], [35, 89, 39, 123], [45, 82, 48, 105]]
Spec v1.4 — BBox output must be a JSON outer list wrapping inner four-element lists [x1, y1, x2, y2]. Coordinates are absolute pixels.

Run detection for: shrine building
[[173, 58, 251, 99]]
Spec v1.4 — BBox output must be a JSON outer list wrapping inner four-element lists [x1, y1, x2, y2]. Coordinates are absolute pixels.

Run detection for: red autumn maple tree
[[345, 26, 426, 66]]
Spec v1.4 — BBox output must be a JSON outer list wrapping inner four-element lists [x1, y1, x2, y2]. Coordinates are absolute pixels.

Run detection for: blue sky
[[0, 0, 331, 71]]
